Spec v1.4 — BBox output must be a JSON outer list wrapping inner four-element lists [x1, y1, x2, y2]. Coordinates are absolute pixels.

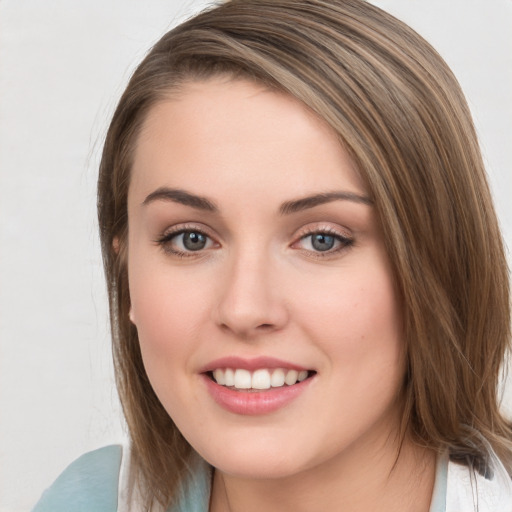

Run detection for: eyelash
[[155, 225, 216, 258], [293, 226, 354, 258], [155, 225, 354, 258]]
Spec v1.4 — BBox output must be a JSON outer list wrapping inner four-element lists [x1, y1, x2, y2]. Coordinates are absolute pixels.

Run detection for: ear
[[112, 237, 120, 254], [113, 236, 134, 322]]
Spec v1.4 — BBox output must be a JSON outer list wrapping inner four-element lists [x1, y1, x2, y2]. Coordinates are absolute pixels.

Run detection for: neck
[[209, 436, 436, 512]]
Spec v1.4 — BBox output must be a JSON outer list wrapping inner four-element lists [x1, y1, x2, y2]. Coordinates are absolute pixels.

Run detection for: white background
[[0, 1, 511, 511]]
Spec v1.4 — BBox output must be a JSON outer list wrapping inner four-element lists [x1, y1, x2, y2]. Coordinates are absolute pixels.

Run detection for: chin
[[192, 432, 319, 480], [211, 453, 306, 480]]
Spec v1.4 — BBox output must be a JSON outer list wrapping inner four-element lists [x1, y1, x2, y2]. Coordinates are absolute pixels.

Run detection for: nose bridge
[[215, 241, 287, 337]]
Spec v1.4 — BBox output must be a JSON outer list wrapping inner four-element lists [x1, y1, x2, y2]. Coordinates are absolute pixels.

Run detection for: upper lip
[[199, 356, 311, 373]]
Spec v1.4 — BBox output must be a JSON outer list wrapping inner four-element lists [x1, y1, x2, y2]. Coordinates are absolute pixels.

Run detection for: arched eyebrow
[[142, 187, 218, 212], [142, 187, 372, 214], [279, 191, 372, 215]]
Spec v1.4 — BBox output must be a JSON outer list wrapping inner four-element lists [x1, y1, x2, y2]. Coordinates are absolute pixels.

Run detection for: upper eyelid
[[158, 223, 215, 240], [293, 223, 352, 240]]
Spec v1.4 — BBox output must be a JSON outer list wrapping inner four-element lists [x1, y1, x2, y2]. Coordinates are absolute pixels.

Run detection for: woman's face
[[127, 78, 405, 479]]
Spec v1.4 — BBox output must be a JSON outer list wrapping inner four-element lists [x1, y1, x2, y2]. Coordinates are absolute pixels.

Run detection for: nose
[[213, 248, 289, 339]]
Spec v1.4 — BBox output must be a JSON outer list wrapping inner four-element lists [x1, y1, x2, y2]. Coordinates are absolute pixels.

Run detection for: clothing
[[32, 444, 512, 512]]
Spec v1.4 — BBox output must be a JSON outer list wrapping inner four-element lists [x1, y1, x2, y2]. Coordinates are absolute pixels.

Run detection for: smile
[[212, 368, 310, 390], [201, 357, 316, 414]]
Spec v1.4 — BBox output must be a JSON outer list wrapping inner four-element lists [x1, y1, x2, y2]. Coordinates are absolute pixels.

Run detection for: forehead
[[129, 78, 365, 203]]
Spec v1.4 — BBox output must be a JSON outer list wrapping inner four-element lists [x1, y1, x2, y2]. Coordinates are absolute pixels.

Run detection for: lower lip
[[202, 374, 313, 415]]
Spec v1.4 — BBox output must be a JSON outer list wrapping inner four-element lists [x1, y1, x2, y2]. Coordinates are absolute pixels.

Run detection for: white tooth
[[234, 369, 252, 389], [285, 369, 299, 386], [213, 369, 225, 385], [271, 368, 285, 387], [297, 370, 308, 382], [224, 368, 235, 386], [252, 369, 271, 390]]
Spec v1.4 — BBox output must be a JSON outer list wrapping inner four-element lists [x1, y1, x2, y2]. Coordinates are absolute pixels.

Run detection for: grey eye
[[295, 230, 353, 255], [157, 227, 216, 256], [181, 231, 208, 251], [310, 233, 336, 251]]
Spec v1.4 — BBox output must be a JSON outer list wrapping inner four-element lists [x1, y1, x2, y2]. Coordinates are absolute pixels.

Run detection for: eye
[[156, 228, 216, 256], [309, 233, 337, 252], [179, 231, 210, 251], [295, 229, 353, 255]]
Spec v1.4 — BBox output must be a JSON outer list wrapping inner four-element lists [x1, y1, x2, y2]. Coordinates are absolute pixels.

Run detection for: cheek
[[297, 267, 405, 440], [128, 268, 212, 420], [127, 249, 214, 378], [294, 259, 404, 380], [297, 263, 401, 339]]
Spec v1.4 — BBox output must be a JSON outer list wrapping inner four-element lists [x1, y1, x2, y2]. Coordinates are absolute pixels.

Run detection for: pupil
[[183, 232, 206, 251], [312, 234, 335, 251]]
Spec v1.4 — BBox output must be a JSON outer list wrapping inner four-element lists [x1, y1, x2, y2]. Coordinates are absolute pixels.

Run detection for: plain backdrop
[[0, 1, 511, 511]]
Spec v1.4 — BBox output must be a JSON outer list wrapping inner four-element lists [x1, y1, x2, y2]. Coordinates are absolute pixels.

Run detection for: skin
[[127, 78, 435, 512]]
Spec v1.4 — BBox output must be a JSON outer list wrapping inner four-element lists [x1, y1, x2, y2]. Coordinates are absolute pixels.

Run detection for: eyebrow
[[279, 191, 372, 215], [142, 187, 372, 214], [142, 187, 218, 212]]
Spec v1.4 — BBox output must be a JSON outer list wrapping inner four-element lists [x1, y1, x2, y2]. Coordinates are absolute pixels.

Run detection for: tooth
[[224, 368, 235, 386], [234, 369, 251, 389], [252, 369, 271, 390], [271, 368, 285, 387], [213, 369, 225, 385], [285, 369, 299, 386], [215, 367, 308, 389]]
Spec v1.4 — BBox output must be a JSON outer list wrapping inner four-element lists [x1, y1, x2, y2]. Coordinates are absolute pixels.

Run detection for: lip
[[202, 375, 313, 415], [200, 357, 315, 415], [199, 356, 310, 373]]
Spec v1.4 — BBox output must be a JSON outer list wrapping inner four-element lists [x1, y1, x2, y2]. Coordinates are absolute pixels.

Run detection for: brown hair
[[97, 0, 512, 507]]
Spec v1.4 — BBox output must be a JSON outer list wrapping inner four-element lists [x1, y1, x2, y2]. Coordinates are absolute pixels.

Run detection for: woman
[[33, 0, 512, 510]]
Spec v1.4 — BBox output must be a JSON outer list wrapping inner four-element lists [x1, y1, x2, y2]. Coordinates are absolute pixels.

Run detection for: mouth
[[200, 356, 316, 414], [207, 368, 316, 391]]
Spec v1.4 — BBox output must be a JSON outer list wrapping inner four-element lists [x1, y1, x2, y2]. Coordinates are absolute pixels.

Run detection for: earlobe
[[129, 306, 136, 324]]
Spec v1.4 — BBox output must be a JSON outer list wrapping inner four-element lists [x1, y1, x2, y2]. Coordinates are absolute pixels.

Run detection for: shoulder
[[32, 445, 123, 512], [446, 452, 512, 512], [32, 444, 212, 512]]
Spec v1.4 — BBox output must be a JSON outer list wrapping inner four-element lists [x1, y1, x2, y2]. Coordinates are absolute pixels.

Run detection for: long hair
[[97, 0, 511, 507]]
